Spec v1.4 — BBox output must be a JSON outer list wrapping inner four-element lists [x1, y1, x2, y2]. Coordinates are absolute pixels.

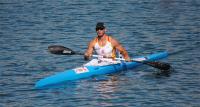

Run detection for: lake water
[[0, 0, 199, 107]]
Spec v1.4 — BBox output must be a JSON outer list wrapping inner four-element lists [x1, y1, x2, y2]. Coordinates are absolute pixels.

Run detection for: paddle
[[48, 45, 171, 70]]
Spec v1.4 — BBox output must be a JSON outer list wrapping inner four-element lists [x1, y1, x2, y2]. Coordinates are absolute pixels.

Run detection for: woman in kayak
[[84, 22, 131, 61]]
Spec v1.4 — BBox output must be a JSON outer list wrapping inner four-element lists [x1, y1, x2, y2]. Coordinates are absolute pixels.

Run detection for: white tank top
[[94, 36, 115, 57]]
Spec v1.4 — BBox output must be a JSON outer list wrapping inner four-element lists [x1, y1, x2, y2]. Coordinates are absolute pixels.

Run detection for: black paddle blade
[[144, 61, 171, 70], [48, 45, 76, 55]]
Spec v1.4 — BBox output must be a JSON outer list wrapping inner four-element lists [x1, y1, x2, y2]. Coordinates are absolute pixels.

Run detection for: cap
[[96, 22, 105, 30]]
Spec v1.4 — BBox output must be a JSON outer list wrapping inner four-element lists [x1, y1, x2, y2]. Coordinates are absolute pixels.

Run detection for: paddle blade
[[144, 61, 171, 70], [48, 45, 76, 55]]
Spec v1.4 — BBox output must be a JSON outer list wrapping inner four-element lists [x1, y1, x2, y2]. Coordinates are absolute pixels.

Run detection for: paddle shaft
[[48, 45, 170, 70]]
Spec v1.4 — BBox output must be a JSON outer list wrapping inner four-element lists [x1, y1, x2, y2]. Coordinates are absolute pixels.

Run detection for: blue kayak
[[35, 51, 168, 89]]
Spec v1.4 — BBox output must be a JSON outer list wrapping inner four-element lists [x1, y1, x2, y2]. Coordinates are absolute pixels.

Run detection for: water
[[0, 0, 199, 107]]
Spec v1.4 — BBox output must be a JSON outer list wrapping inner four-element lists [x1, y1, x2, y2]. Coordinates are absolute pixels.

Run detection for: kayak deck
[[35, 51, 168, 89]]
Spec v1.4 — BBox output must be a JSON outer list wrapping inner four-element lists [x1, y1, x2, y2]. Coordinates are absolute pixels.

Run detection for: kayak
[[35, 51, 168, 89]]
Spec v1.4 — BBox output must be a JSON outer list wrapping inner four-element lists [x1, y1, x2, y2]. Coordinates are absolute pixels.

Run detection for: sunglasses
[[96, 27, 104, 31]]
